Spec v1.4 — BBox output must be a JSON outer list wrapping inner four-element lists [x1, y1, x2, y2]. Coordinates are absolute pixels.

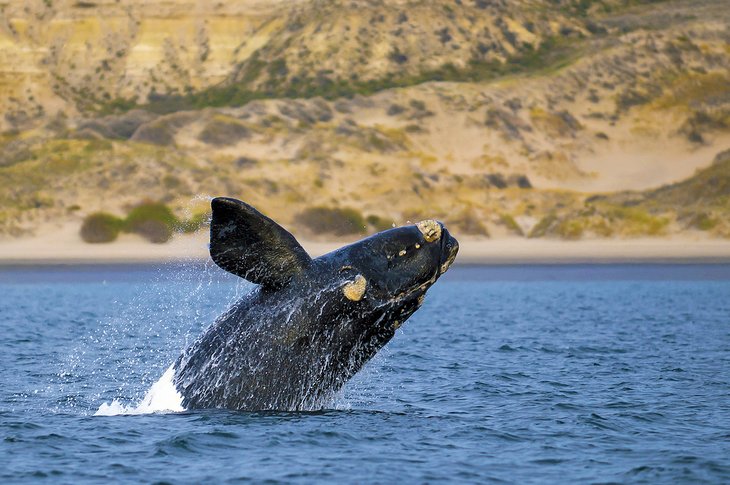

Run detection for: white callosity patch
[[94, 365, 184, 416], [343, 275, 367, 302], [416, 220, 441, 243]]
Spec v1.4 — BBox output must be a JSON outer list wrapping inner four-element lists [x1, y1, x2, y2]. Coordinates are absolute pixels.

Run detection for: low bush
[[499, 213, 523, 236], [80, 212, 124, 243], [297, 207, 366, 236], [83, 139, 113, 152], [366, 214, 393, 233], [387, 104, 405, 116], [132, 219, 172, 244], [451, 210, 489, 236], [79, 201, 193, 244], [528, 214, 558, 238], [606, 206, 668, 236], [124, 201, 178, 243], [687, 212, 717, 231], [556, 219, 585, 240]]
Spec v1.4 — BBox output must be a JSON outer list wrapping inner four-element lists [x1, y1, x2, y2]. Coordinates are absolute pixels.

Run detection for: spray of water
[[85, 258, 249, 416], [94, 365, 184, 415]]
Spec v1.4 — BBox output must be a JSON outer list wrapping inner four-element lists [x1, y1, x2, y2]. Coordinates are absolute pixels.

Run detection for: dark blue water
[[1, 263, 729, 483]]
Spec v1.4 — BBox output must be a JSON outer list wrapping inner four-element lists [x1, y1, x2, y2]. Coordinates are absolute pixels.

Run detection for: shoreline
[[1, 228, 730, 266]]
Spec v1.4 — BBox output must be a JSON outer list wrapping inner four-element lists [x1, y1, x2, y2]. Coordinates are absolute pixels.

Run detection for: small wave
[[94, 366, 185, 416]]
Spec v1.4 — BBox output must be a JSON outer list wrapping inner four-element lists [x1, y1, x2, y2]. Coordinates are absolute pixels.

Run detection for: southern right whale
[[172, 197, 459, 411]]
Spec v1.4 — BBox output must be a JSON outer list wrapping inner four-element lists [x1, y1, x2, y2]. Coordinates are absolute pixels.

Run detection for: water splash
[[94, 366, 184, 416], [52, 257, 251, 416]]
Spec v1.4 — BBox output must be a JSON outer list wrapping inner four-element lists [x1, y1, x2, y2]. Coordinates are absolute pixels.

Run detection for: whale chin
[[389, 227, 459, 302], [439, 231, 459, 275]]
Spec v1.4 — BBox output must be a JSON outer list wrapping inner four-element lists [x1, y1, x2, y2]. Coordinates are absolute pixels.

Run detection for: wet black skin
[[173, 197, 459, 411]]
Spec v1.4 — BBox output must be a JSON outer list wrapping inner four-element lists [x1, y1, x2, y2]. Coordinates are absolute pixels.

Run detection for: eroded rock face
[[78, 110, 158, 140], [0, 1, 729, 240], [198, 118, 251, 146], [0, 0, 587, 131]]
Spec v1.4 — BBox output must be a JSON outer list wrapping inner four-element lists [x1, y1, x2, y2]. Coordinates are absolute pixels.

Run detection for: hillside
[[0, 0, 594, 126], [0, 0, 728, 242], [527, 149, 730, 239]]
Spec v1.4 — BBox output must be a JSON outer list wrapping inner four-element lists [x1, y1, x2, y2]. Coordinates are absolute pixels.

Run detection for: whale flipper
[[209, 197, 312, 289]]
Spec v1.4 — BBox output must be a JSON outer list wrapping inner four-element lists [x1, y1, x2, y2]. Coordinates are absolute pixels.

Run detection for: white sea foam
[[94, 365, 185, 416]]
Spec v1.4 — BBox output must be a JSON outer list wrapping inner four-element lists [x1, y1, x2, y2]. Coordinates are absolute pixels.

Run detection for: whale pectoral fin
[[209, 197, 312, 289]]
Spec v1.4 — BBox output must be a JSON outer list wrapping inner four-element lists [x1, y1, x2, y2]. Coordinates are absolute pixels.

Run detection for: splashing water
[[94, 366, 184, 416], [77, 259, 252, 415]]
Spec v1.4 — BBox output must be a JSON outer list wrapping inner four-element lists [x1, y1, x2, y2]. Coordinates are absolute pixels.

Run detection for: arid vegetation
[[0, 0, 728, 243], [296, 207, 367, 237], [80, 213, 124, 243], [79, 201, 210, 243]]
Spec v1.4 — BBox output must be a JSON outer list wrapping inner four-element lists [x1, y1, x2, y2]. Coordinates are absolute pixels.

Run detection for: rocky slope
[[0, 0, 728, 241], [0, 0, 595, 128]]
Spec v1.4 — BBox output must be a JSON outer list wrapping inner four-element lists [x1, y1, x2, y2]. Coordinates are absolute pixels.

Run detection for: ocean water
[[1, 263, 729, 483]]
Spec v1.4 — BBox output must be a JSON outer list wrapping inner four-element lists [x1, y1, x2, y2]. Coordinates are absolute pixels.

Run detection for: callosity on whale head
[[173, 197, 458, 411]]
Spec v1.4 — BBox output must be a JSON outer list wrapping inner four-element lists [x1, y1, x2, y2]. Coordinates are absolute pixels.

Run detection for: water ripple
[[1, 264, 729, 483]]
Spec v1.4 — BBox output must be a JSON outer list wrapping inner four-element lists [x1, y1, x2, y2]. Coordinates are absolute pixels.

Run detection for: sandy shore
[[1, 224, 729, 265]]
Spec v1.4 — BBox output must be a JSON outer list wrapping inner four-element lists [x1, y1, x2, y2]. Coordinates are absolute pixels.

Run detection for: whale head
[[331, 219, 460, 305]]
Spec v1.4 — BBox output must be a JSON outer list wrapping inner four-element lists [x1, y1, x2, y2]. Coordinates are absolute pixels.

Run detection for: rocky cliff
[[0, 0, 728, 240]]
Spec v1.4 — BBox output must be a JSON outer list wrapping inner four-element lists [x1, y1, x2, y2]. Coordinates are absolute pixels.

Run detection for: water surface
[[1, 263, 729, 483]]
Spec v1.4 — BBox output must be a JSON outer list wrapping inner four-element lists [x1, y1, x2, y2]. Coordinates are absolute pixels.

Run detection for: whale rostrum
[[172, 197, 459, 411]]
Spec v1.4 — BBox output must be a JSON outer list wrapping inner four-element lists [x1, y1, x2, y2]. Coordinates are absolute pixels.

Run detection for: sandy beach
[[1, 224, 729, 265]]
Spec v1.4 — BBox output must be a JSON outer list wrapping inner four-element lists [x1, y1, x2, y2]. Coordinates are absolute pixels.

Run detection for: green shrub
[[499, 213, 523, 236], [387, 104, 405, 116], [83, 139, 113, 152], [556, 219, 584, 240], [615, 89, 653, 112], [124, 201, 178, 243], [297, 207, 366, 236], [590, 219, 614, 237], [132, 220, 172, 244], [80, 212, 124, 243], [366, 214, 394, 232], [529, 214, 558, 238], [606, 206, 669, 236], [162, 174, 181, 189], [409, 99, 427, 111], [451, 210, 489, 236], [688, 212, 718, 231]]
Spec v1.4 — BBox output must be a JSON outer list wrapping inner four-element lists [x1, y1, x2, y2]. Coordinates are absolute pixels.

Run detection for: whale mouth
[[439, 230, 459, 275], [389, 227, 458, 304]]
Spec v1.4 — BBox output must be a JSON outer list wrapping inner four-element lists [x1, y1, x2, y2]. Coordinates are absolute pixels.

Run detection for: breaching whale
[[172, 197, 459, 411]]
